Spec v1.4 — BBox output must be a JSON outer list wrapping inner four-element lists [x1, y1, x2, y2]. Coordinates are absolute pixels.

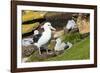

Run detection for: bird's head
[[34, 30, 39, 35], [41, 22, 56, 31]]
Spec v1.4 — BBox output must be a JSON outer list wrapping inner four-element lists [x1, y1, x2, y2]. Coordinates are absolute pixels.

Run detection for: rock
[[69, 28, 79, 33], [76, 13, 90, 34], [80, 33, 90, 39], [22, 22, 40, 34], [22, 11, 46, 22], [22, 45, 37, 57], [53, 30, 64, 38]]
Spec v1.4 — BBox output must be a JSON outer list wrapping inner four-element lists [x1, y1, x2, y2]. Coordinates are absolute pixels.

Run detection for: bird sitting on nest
[[54, 38, 72, 52], [34, 22, 56, 55]]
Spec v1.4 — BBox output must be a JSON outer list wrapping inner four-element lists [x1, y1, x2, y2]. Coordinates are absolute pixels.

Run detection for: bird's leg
[[38, 48, 42, 55], [46, 49, 49, 54]]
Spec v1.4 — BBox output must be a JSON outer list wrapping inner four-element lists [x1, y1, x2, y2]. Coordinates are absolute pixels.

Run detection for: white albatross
[[54, 38, 67, 51], [54, 38, 72, 51], [66, 19, 77, 30], [34, 22, 56, 55]]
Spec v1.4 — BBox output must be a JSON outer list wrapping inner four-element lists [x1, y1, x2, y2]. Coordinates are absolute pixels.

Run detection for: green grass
[[46, 37, 90, 61], [27, 36, 90, 62], [62, 32, 81, 44]]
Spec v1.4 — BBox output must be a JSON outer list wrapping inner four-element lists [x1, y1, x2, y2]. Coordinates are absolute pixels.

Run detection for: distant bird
[[22, 38, 33, 47], [54, 38, 72, 51], [33, 30, 42, 43], [34, 22, 56, 55], [66, 19, 77, 30]]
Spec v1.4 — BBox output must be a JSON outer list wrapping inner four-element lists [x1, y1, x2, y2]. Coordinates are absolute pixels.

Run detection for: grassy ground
[[27, 36, 90, 62], [46, 37, 90, 61]]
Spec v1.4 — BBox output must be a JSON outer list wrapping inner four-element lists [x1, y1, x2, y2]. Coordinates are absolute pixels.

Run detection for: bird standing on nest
[[34, 22, 56, 55]]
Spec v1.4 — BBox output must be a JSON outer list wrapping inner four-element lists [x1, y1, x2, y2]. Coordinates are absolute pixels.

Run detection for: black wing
[[33, 33, 42, 43]]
